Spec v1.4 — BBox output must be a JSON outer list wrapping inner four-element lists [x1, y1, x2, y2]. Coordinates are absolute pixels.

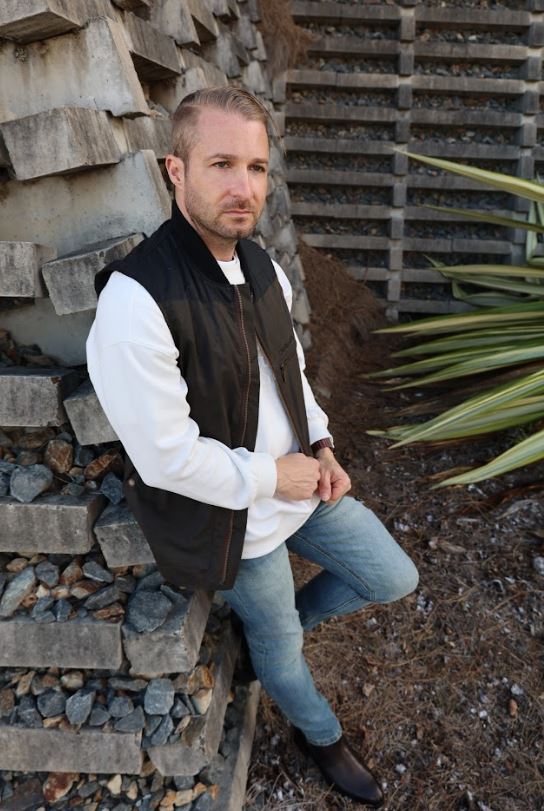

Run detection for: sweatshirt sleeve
[[85, 273, 277, 510], [271, 260, 334, 447]]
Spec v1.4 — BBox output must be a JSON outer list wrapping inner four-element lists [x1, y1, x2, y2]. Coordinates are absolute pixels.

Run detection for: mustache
[[221, 201, 255, 212]]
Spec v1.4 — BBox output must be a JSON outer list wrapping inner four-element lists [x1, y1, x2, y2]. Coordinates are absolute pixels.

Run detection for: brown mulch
[[243, 245, 544, 811]]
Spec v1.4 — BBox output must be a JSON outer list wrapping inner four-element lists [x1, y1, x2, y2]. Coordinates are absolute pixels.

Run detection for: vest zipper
[[220, 286, 252, 585]]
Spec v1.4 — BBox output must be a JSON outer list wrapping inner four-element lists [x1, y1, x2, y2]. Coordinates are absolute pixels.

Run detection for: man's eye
[[251, 165, 266, 173], [213, 161, 229, 168]]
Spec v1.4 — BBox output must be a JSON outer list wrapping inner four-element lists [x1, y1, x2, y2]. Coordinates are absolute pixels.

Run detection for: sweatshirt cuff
[[251, 452, 278, 500]]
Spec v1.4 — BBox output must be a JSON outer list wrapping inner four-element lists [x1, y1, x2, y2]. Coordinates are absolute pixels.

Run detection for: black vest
[[93, 200, 311, 590]]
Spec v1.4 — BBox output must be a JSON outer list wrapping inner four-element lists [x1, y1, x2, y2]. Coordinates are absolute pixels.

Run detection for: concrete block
[[123, 589, 213, 676], [1, 108, 121, 181], [209, 681, 261, 811], [0, 150, 170, 257], [0, 615, 123, 669], [146, 0, 200, 47], [0, 0, 82, 44], [150, 58, 228, 114], [123, 12, 182, 80], [93, 502, 155, 568], [124, 115, 171, 158], [0, 17, 148, 122], [242, 60, 268, 96], [148, 623, 239, 775], [186, 0, 219, 42], [0, 727, 142, 773], [0, 491, 105, 555], [203, 27, 241, 77], [0, 366, 80, 427], [235, 15, 257, 50], [0, 241, 56, 297], [42, 234, 143, 316], [63, 378, 118, 446], [0, 299, 95, 368]]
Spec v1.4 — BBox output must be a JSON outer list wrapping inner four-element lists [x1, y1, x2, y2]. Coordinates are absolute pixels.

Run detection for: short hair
[[170, 86, 282, 164]]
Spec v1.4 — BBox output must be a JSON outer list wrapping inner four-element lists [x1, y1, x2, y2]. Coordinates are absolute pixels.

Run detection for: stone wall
[[278, 0, 544, 319], [0, 1, 301, 807]]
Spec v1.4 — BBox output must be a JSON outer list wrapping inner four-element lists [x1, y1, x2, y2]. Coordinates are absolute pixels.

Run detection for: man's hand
[[314, 447, 351, 502], [274, 453, 321, 500]]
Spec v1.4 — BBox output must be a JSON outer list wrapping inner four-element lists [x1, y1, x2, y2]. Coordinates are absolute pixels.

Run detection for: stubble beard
[[184, 183, 260, 245]]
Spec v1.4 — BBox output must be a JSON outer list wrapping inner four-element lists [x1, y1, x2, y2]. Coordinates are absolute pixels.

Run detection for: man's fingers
[[319, 469, 332, 501]]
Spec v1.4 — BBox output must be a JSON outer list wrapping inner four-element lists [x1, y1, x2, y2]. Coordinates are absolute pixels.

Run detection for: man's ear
[[165, 154, 184, 190]]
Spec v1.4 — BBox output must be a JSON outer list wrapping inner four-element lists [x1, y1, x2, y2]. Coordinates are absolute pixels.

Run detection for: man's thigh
[[285, 494, 418, 602], [218, 540, 300, 633]]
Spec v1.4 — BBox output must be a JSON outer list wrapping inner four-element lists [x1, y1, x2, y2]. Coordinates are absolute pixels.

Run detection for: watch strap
[[311, 437, 334, 455]]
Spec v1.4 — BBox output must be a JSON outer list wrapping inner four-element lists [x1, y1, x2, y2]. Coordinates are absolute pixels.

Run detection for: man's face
[[176, 107, 269, 246]]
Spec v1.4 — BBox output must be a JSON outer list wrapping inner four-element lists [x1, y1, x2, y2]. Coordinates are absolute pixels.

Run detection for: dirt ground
[[243, 245, 544, 811]]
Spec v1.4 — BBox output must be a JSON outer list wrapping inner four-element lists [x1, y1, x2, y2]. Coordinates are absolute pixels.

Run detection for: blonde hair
[[170, 86, 282, 164]]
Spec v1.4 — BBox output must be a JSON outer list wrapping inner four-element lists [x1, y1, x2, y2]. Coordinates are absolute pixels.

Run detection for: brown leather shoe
[[292, 726, 385, 807]]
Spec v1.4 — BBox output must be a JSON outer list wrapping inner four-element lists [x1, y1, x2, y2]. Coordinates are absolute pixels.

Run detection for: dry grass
[[257, 0, 317, 74]]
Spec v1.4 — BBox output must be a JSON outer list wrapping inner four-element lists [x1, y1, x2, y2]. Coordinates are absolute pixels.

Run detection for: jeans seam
[[290, 532, 376, 602]]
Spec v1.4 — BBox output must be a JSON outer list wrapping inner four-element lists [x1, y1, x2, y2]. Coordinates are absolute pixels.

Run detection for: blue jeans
[[218, 494, 419, 746]]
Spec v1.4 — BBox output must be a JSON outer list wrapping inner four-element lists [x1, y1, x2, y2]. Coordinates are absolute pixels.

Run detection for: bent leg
[[286, 495, 419, 631], [218, 541, 343, 745]]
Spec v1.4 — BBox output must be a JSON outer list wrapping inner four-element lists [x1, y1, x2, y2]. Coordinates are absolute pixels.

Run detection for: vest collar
[[171, 197, 256, 291]]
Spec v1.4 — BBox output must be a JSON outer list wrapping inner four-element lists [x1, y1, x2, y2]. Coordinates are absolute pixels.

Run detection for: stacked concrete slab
[[281, 0, 544, 318], [0, 0, 317, 806]]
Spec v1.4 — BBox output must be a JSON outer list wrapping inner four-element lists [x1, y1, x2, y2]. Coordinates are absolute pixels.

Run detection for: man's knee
[[377, 556, 419, 603]]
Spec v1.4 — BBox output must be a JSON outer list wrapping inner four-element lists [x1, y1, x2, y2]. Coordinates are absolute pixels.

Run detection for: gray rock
[[0, 567, 36, 617], [82, 561, 114, 583], [533, 556, 544, 576], [115, 575, 136, 594], [74, 445, 94, 467], [0, 474, 9, 497], [199, 754, 226, 784], [171, 697, 191, 719], [160, 584, 187, 606], [99, 471, 124, 505], [144, 714, 162, 735], [78, 780, 99, 798], [84, 584, 121, 610], [31, 596, 55, 622], [108, 677, 147, 692], [88, 705, 111, 726], [135, 570, 165, 591], [36, 689, 66, 718], [108, 696, 134, 717], [34, 560, 59, 588], [17, 695, 43, 728], [9, 464, 54, 503], [144, 678, 174, 715], [173, 775, 194, 791], [53, 598, 72, 622], [126, 590, 172, 632], [193, 792, 213, 811], [65, 688, 96, 725], [149, 713, 174, 746], [114, 705, 145, 732]]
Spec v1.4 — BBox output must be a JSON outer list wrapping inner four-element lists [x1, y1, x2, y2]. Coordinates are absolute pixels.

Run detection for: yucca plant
[[368, 152, 544, 488]]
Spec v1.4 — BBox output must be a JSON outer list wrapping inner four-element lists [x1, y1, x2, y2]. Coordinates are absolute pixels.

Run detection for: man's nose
[[230, 168, 252, 199]]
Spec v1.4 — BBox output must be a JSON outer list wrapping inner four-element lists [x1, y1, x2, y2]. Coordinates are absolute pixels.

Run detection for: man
[[86, 87, 419, 807]]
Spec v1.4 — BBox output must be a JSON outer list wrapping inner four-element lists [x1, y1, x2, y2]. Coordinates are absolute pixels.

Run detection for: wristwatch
[[311, 437, 334, 455]]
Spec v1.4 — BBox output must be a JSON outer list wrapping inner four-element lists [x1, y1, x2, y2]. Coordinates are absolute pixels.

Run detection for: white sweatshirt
[[85, 253, 333, 559]]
